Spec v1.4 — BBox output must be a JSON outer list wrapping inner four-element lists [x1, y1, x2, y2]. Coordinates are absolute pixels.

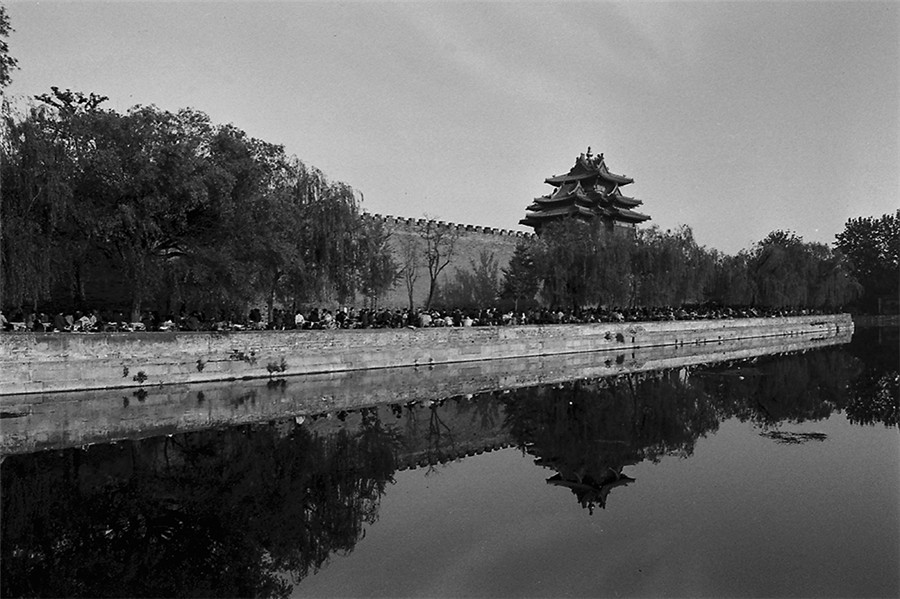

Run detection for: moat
[[1, 326, 897, 598]]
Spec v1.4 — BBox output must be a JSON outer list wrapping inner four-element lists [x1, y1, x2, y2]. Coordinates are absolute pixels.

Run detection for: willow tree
[[1, 89, 112, 309], [176, 130, 382, 318], [748, 230, 858, 309], [708, 250, 755, 307], [95, 106, 222, 322], [533, 218, 642, 310], [4, 88, 384, 318], [287, 164, 366, 306], [356, 217, 398, 309], [439, 250, 501, 309], [631, 225, 714, 307], [1, 107, 65, 308], [534, 219, 606, 309]]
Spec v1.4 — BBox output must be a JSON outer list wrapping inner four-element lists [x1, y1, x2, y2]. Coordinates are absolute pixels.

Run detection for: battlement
[[396, 441, 514, 472], [362, 212, 536, 239]]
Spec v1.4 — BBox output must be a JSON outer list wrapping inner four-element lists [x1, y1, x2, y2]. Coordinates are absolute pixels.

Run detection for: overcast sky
[[5, 1, 898, 254]]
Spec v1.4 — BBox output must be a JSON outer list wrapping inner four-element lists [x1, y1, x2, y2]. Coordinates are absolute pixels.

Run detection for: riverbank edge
[[0, 329, 853, 456], [0, 314, 853, 396]]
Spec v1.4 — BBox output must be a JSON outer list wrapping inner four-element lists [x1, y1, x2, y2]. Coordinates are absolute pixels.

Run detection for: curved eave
[[534, 195, 569, 205], [612, 208, 651, 223], [598, 163, 633, 185], [536, 184, 593, 205], [544, 171, 596, 185], [534, 195, 594, 207], [528, 198, 593, 211], [523, 205, 595, 220], [612, 194, 642, 208], [609, 187, 642, 206]]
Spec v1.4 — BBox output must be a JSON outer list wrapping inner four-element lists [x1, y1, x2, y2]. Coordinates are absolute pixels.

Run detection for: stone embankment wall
[[366, 214, 530, 307], [0, 327, 852, 456], [0, 314, 852, 397]]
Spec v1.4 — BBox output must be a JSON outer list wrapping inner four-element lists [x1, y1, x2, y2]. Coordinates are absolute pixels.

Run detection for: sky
[[4, 0, 898, 255]]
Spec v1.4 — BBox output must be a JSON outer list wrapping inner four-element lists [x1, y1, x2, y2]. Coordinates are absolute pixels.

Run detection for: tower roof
[[544, 153, 634, 187]]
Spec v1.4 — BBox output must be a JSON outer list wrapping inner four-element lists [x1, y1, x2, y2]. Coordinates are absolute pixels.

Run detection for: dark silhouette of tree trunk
[[421, 220, 460, 310], [398, 237, 420, 311]]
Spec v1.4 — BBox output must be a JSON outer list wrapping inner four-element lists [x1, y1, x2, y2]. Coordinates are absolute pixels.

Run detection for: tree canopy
[[835, 211, 900, 312], [1, 89, 395, 318], [1, 86, 877, 318], [498, 218, 860, 313], [0, 4, 17, 88]]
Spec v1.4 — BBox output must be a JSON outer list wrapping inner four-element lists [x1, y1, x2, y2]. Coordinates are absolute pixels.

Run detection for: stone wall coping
[[0, 314, 853, 398], [364, 212, 535, 239]]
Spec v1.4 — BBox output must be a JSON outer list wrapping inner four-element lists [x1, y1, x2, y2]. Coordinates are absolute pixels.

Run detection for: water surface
[[1, 328, 897, 597]]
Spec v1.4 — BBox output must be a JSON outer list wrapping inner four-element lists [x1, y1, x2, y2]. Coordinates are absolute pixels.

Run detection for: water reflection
[[503, 344, 872, 515], [1, 415, 399, 598], [1, 333, 896, 598], [844, 327, 900, 427]]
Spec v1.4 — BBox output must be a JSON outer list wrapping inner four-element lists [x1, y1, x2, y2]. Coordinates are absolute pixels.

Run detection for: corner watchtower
[[520, 148, 651, 234]]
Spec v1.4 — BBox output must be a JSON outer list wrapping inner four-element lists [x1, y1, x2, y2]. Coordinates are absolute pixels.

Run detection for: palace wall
[[365, 214, 532, 309]]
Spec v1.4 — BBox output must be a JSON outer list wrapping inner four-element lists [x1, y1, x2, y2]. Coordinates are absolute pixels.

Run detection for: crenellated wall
[[363, 213, 533, 307]]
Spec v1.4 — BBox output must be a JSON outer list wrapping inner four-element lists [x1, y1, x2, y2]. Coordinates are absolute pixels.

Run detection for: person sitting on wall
[[159, 315, 176, 331], [76, 311, 92, 331], [185, 312, 201, 331]]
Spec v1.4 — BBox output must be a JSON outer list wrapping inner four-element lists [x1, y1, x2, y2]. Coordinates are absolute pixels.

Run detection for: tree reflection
[[846, 370, 899, 427], [1, 416, 399, 598], [697, 348, 858, 426], [844, 327, 899, 427], [501, 371, 720, 513], [501, 347, 864, 512]]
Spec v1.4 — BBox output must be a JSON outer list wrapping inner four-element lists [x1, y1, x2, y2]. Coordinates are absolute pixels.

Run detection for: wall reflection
[[1, 335, 895, 598]]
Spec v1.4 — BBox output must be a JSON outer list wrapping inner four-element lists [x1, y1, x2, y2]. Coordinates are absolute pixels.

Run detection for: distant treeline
[[2, 88, 897, 318], [441, 210, 897, 314], [485, 219, 871, 313]]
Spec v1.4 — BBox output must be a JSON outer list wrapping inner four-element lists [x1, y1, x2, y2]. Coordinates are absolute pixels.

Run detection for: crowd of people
[[0, 303, 831, 334]]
